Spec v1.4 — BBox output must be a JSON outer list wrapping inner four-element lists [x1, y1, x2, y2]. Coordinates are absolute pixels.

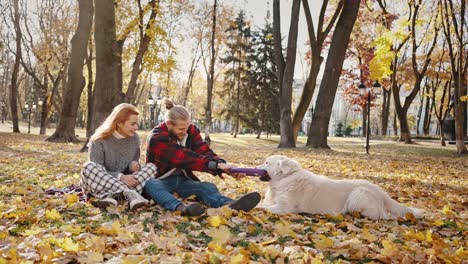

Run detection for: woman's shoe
[[123, 189, 148, 211]]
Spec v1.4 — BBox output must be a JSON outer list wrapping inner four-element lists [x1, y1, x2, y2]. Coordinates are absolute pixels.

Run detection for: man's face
[[167, 120, 190, 140]]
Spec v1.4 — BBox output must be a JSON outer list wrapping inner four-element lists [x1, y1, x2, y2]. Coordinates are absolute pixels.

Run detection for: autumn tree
[[204, 0, 217, 144], [9, 0, 21, 133], [273, 0, 301, 148], [390, 0, 440, 143], [47, 0, 93, 142], [249, 17, 280, 137], [221, 11, 252, 137], [306, 0, 360, 148], [91, 0, 121, 132], [292, 0, 344, 140], [440, 0, 467, 154], [427, 45, 452, 145]]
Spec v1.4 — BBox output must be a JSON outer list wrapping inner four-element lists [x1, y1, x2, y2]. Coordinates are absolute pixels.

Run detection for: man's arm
[[190, 125, 225, 162], [148, 131, 219, 173]]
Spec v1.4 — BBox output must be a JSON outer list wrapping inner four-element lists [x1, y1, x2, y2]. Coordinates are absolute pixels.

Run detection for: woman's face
[[117, 114, 139, 137]]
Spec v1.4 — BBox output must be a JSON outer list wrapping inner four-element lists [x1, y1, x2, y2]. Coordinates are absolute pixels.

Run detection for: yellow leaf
[[45, 209, 61, 220], [207, 215, 224, 227], [313, 235, 334, 250], [58, 237, 79, 252], [84, 235, 106, 253], [77, 252, 104, 264], [121, 256, 147, 264], [220, 206, 233, 218], [274, 222, 297, 238], [207, 241, 228, 254], [441, 206, 452, 215], [206, 226, 231, 245], [433, 219, 445, 227], [414, 231, 426, 242], [249, 214, 265, 225], [97, 221, 121, 236], [248, 243, 263, 255], [303, 253, 324, 264], [22, 226, 43, 236], [456, 247, 468, 258], [259, 239, 277, 246], [65, 193, 78, 205], [381, 239, 398, 257], [362, 228, 377, 242], [426, 230, 433, 243], [60, 225, 82, 235], [230, 253, 248, 264]]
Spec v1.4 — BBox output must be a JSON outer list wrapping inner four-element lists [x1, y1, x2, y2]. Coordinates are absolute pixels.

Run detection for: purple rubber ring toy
[[228, 168, 271, 181]]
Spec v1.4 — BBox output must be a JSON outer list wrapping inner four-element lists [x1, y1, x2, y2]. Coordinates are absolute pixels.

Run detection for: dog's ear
[[277, 158, 299, 175]]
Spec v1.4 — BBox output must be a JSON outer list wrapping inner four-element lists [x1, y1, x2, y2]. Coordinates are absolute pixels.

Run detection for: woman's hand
[[121, 175, 139, 187], [130, 161, 141, 173]]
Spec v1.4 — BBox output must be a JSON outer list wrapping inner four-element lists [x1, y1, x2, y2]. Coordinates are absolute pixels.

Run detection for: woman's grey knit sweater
[[88, 134, 140, 178]]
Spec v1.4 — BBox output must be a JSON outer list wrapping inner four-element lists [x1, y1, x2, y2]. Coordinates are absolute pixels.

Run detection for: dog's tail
[[384, 196, 424, 219]]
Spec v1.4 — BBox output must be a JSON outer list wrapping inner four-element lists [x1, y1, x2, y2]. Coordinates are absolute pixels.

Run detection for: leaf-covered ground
[[0, 132, 467, 263]]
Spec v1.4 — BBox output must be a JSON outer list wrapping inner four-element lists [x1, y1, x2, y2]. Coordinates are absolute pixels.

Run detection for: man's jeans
[[143, 171, 233, 211]]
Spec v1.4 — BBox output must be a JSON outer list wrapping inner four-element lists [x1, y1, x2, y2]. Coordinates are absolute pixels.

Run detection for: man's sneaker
[[176, 202, 205, 216], [123, 189, 148, 211], [229, 192, 261, 212], [91, 196, 118, 209]]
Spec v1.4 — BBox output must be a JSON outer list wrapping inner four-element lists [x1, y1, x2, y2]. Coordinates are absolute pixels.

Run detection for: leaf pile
[[0, 132, 466, 263]]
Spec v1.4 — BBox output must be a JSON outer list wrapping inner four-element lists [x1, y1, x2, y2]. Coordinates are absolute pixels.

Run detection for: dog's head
[[257, 155, 301, 181]]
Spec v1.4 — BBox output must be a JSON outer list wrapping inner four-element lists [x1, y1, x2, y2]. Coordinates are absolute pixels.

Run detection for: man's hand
[[121, 175, 139, 188], [217, 163, 246, 180], [217, 163, 235, 172], [130, 161, 141, 173]]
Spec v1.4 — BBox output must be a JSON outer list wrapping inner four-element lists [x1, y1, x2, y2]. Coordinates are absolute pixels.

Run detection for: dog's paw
[[411, 208, 424, 218], [264, 205, 287, 214]]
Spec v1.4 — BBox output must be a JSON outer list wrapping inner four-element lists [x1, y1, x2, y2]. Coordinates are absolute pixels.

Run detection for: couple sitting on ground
[[80, 99, 260, 216]]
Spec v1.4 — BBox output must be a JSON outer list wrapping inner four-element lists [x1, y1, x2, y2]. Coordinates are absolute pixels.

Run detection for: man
[[144, 99, 261, 216]]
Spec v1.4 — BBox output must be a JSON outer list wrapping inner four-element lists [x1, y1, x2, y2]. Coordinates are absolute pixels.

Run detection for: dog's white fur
[[257, 155, 424, 220]]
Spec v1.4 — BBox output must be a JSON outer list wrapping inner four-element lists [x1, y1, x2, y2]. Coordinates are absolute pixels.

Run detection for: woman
[[144, 99, 260, 216], [80, 103, 157, 210]]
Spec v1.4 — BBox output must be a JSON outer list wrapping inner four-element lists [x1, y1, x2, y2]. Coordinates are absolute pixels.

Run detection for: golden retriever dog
[[257, 155, 424, 220]]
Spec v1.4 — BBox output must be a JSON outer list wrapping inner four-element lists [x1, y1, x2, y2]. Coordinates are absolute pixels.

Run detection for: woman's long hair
[[90, 103, 139, 141]]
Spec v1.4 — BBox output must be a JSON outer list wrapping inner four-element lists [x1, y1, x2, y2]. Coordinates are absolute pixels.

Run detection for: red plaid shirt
[[146, 122, 224, 181]]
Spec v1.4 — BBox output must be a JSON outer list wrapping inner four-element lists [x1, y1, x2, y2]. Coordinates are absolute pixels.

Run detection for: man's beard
[[168, 129, 184, 140]]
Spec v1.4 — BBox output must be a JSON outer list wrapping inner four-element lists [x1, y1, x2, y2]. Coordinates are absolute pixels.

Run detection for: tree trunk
[[277, 0, 300, 148], [292, 61, 320, 139], [306, 0, 360, 148], [454, 77, 467, 154], [204, 0, 217, 144], [361, 105, 367, 137], [126, 0, 158, 104], [398, 110, 412, 143], [292, 0, 343, 140], [47, 0, 93, 142], [10, 0, 22, 133], [91, 0, 121, 133], [381, 88, 391, 136], [423, 85, 433, 136], [39, 96, 48, 135], [416, 89, 423, 137], [86, 38, 94, 139], [182, 41, 201, 106]]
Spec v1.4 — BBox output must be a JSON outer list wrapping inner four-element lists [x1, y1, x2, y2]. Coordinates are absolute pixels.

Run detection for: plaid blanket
[[45, 184, 88, 202]]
